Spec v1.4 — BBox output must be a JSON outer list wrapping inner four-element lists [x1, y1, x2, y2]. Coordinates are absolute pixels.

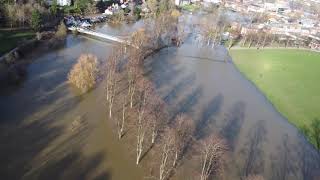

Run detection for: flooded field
[[146, 42, 320, 179], [0, 16, 319, 180]]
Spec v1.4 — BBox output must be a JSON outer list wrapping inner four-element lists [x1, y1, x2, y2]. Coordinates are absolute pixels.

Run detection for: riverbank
[[230, 48, 320, 148], [0, 29, 35, 56], [0, 30, 68, 85]]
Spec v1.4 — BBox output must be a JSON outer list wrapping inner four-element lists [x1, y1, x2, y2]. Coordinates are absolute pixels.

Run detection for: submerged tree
[[134, 77, 155, 165], [150, 96, 167, 144], [158, 127, 176, 180], [105, 45, 125, 118], [115, 95, 128, 139], [199, 135, 227, 180], [68, 54, 98, 93], [135, 105, 151, 165], [127, 48, 141, 108], [172, 114, 195, 167]]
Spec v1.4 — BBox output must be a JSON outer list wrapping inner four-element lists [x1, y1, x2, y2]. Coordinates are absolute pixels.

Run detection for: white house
[[58, 0, 71, 6], [46, 0, 71, 6]]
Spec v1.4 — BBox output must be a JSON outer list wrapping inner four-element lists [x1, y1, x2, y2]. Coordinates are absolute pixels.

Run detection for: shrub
[[68, 54, 99, 93], [171, 9, 180, 18], [55, 21, 67, 39], [133, 7, 142, 19], [112, 10, 125, 22]]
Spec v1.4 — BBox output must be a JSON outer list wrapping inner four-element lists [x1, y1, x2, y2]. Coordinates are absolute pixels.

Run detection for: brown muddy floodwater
[[0, 17, 320, 180]]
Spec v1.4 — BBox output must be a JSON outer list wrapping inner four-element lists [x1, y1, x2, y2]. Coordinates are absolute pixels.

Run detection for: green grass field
[[0, 29, 35, 56], [230, 48, 320, 132]]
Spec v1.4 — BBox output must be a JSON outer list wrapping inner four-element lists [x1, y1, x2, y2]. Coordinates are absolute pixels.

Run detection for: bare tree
[[157, 127, 177, 180], [116, 95, 128, 139], [228, 29, 241, 49], [106, 53, 117, 118], [151, 13, 179, 47], [150, 95, 167, 144], [172, 114, 195, 167], [199, 135, 227, 180], [201, 22, 218, 46], [105, 46, 125, 118], [127, 48, 141, 108], [135, 77, 155, 165], [131, 28, 149, 51], [135, 104, 152, 165]]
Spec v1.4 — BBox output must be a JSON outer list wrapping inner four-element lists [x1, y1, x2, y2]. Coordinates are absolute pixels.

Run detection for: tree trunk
[[262, 34, 267, 48], [130, 86, 135, 108], [152, 128, 156, 144], [242, 35, 247, 46], [173, 151, 178, 167], [109, 102, 112, 118], [106, 78, 109, 101], [136, 131, 144, 165], [200, 152, 208, 180]]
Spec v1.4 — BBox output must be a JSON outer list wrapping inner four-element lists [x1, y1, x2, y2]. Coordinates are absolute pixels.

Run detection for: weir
[[68, 27, 129, 44]]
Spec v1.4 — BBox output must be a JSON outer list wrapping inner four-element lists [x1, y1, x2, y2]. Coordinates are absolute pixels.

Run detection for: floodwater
[[0, 15, 320, 180], [0, 25, 144, 180], [146, 42, 320, 179]]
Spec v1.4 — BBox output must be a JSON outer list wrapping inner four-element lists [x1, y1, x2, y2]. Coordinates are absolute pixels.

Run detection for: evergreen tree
[[50, 0, 58, 16], [31, 9, 41, 32]]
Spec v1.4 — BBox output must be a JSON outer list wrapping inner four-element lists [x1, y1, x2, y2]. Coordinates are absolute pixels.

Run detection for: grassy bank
[[230, 48, 320, 136], [180, 4, 200, 12], [0, 29, 35, 56]]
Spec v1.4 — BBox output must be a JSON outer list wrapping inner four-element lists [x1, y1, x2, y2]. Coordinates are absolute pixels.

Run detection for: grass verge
[[0, 29, 35, 56], [230, 48, 320, 146], [180, 4, 200, 12]]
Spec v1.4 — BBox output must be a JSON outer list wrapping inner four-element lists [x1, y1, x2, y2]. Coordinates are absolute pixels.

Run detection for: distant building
[[240, 26, 260, 35], [203, 0, 221, 4], [47, 0, 71, 6], [57, 0, 71, 6], [247, 4, 264, 13]]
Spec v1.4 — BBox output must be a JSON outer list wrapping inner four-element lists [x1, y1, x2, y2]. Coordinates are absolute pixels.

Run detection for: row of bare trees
[[197, 9, 312, 50], [102, 11, 227, 180], [241, 32, 310, 49], [198, 8, 230, 47]]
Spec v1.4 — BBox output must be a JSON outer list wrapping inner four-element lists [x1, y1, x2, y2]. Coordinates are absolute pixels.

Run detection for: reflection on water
[[0, 17, 319, 180]]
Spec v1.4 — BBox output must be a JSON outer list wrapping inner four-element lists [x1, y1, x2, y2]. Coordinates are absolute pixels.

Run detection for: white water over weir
[[68, 27, 134, 46]]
